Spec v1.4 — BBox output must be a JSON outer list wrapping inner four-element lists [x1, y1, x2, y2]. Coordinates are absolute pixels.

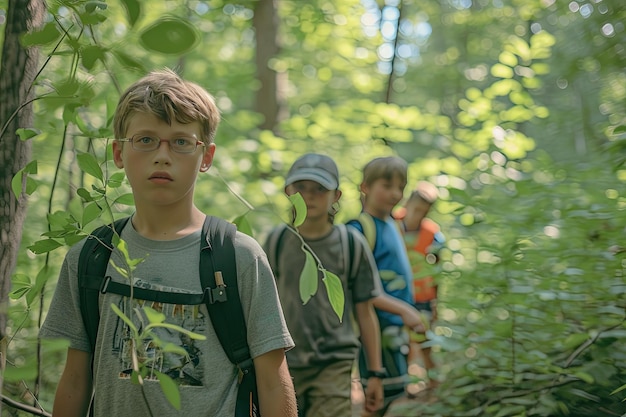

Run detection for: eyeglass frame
[[117, 134, 206, 154]]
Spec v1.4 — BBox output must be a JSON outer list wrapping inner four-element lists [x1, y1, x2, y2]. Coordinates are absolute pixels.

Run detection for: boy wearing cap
[[264, 153, 385, 417], [394, 181, 445, 391]]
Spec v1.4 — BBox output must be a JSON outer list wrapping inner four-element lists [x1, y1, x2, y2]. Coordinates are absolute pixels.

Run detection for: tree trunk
[[253, 0, 287, 133], [0, 0, 45, 409]]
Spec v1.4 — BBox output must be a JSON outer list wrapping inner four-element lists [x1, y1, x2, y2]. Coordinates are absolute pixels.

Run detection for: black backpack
[[77, 215, 259, 417]]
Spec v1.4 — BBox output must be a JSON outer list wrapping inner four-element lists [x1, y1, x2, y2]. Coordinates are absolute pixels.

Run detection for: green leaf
[[26, 265, 53, 307], [28, 239, 63, 254], [573, 371, 595, 384], [20, 22, 61, 46], [79, 8, 107, 25], [9, 274, 31, 300], [85, 1, 107, 13], [154, 370, 181, 410], [610, 383, 626, 396], [82, 202, 102, 227], [299, 249, 318, 304], [109, 259, 129, 279], [322, 270, 344, 322], [159, 342, 191, 356], [113, 193, 135, 206], [111, 49, 146, 73], [288, 193, 307, 227], [146, 323, 207, 340], [232, 214, 253, 237], [77, 152, 104, 181], [121, 0, 141, 27], [107, 172, 126, 188], [139, 17, 199, 55], [11, 170, 38, 198], [9, 286, 30, 300], [81, 45, 107, 70], [16, 128, 41, 140], [143, 306, 166, 324], [111, 303, 138, 334], [77, 187, 94, 202], [11, 160, 39, 198]]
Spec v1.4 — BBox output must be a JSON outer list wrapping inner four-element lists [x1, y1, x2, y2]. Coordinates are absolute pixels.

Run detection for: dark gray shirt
[[264, 225, 381, 368]]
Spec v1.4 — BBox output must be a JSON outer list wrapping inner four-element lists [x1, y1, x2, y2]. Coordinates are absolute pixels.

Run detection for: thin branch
[[563, 318, 626, 368], [0, 395, 51, 417], [384, 0, 403, 105]]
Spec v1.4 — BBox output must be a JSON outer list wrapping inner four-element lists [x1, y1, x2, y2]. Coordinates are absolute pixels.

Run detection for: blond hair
[[113, 68, 220, 144]]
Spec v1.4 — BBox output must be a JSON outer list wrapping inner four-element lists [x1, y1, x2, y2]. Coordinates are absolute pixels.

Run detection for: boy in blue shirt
[[348, 156, 422, 416]]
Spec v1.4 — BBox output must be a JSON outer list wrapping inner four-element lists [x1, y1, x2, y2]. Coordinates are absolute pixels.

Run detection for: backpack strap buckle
[[100, 276, 112, 294], [237, 357, 254, 383], [204, 271, 228, 304]]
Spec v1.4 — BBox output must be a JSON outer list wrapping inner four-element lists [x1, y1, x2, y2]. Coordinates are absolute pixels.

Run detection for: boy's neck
[[297, 218, 333, 239], [132, 206, 206, 240], [363, 207, 390, 221]]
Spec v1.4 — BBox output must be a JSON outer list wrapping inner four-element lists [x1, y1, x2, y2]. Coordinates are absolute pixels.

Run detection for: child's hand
[[402, 308, 425, 333], [364, 377, 383, 412]]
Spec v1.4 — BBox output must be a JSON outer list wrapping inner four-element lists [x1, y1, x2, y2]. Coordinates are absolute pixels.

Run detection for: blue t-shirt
[[348, 215, 413, 327]]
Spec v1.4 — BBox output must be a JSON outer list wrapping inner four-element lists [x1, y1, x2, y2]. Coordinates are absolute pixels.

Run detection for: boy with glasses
[[40, 69, 296, 417]]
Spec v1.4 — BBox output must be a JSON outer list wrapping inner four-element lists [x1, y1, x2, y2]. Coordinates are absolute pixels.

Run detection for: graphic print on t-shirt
[[111, 280, 207, 386]]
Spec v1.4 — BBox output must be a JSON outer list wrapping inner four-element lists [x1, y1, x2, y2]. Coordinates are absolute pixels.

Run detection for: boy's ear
[[334, 189, 343, 202], [199, 143, 216, 172], [359, 182, 368, 194], [112, 140, 124, 168]]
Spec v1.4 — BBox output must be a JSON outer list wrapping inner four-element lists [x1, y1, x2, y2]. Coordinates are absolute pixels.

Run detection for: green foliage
[[299, 246, 318, 304], [11, 160, 39, 199], [139, 17, 199, 55], [392, 157, 626, 416], [1, 0, 624, 415]]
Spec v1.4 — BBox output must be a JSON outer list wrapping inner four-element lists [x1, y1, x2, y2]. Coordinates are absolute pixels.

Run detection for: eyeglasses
[[118, 134, 205, 154]]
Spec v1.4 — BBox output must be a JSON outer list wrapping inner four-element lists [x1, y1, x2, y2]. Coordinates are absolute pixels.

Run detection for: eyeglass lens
[[130, 135, 199, 153]]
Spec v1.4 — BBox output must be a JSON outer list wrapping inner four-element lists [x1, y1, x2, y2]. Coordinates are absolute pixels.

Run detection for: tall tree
[[253, 0, 287, 132], [0, 0, 45, 409]]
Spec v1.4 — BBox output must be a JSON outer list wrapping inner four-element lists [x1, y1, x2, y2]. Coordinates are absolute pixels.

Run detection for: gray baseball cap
[[285, 153, 339, 190]]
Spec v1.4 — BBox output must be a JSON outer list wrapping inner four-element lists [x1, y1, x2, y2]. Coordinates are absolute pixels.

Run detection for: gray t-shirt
[[40, 219, 293, 416], [264, 225, 381, 368]]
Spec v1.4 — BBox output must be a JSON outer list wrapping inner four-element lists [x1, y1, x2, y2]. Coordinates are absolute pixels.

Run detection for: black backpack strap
[[200, 216, 259, 417], [80, 277, 206, 305], [78, 216, 131, 352]]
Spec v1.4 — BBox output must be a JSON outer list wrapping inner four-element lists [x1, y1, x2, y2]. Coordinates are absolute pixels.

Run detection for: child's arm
[[372, 293, 425, 332], [254, 348, 297, 417], [52, 348, 93, 417], [355, 300, 384, 412]]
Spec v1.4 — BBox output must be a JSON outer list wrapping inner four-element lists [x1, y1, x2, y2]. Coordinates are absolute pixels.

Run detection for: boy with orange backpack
[[394, 181, 445, 391]]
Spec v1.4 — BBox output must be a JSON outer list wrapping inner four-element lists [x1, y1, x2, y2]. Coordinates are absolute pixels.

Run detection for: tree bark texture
[[0, 0, 46, 393], [253, 0, 287, 133]]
